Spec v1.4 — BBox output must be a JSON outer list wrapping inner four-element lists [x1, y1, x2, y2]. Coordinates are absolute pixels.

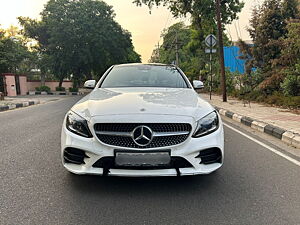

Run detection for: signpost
[[205, 34, 217, 100], [205, 34, 217, 48], [205, 49, 216, 54]]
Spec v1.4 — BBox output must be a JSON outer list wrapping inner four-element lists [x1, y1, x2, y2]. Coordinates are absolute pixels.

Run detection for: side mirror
[[193, 80, 204, 89], [83, 80, 96, 89]]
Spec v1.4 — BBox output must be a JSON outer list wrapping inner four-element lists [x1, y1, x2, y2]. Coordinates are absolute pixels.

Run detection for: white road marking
[[223, 123, 300, 167]]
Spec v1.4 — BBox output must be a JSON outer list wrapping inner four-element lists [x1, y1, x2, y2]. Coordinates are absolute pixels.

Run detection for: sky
[[0, 0, 260, 62]]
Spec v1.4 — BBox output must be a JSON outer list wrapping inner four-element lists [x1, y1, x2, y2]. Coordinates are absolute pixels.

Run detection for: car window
[[100, 65, 189, 88]]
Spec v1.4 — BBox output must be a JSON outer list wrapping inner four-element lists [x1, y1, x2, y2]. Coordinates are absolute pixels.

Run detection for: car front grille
[[94, 123, 192, 149]]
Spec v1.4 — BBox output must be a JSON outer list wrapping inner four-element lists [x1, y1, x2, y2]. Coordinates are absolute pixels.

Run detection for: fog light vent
[[196, 148, 222, 165], [63, 148, 89, 165]]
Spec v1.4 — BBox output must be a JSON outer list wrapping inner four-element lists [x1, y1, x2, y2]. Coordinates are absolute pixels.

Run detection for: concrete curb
[[215, 107, 300, 149], [0, 100, 40, 112], [28, 91, 81, 96]]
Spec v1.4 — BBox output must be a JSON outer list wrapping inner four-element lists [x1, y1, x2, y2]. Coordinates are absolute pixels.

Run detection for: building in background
[[0, 73, 73, 97]]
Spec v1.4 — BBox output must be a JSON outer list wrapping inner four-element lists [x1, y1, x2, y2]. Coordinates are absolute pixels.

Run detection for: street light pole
[[216, 0, 227, 102]]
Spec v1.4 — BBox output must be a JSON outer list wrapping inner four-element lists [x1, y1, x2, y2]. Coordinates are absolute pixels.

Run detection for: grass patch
[[228, 90, 300, 110]]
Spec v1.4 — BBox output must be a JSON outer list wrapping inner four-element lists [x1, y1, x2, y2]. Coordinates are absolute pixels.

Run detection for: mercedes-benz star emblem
[[132, 126, 153, 146]]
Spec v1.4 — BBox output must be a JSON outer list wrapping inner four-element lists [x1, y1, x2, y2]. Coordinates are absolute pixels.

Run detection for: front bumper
[[61, 114, 224, 177]]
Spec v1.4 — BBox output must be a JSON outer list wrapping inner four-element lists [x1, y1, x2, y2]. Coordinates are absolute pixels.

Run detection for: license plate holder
[[114, 150, 171, 167]]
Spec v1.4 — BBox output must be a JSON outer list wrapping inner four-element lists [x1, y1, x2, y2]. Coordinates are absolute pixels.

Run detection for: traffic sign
[[205, 48, 217, 54], [205, 34, 217, 48]]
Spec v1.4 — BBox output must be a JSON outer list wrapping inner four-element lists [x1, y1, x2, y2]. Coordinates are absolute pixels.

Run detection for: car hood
[[72, 88, 215, 120]]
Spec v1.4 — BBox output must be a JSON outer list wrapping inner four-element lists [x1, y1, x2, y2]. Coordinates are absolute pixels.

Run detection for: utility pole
[[209, 46, 213, 101], [175, 31, 179, 66], [216, 0, 227, 102], [155, 42, 160, 62]]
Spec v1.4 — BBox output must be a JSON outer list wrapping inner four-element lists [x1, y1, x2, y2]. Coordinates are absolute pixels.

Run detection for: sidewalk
[[0, 95, 67, 112], [201, 93, 300, 148]]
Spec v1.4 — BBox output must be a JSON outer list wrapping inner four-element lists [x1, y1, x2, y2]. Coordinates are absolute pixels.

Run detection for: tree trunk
[[72, 68, 82, 88], [59, 77, 63, 88], [40, 69, 46, 86]]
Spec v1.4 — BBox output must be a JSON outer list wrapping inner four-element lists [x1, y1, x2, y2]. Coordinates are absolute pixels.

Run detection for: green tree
[[134, 0, 243, 52], [0, 28, 32, 74], [149, 23, 204, 80], [247, 0, 300, 93], [248, 0, 286, 71], [19, 0, 141, 87], [236, 39, 255, 77], [282, 0, 299, 19], [158, 23, 192, 64], [135, 0, 242, 82], [133, 0, 244, 25], [279, 21, 300, 96]]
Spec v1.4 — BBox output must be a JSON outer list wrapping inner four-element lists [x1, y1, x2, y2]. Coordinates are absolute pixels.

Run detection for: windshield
[[100, 65, 189, 88]]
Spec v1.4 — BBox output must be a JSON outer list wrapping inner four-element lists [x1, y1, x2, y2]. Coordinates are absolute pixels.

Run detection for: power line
[[237, 20, 242, 39], [226, 26, 233, 43], [149, 11, 172, 62], [152, 12, 189, 64], [234, 21, 241, 40], [161, 12, 171, 39]]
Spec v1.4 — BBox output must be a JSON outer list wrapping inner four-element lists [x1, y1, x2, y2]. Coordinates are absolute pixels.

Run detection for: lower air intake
[[196, 148, 222, 165], [63, 148, 88, 165]]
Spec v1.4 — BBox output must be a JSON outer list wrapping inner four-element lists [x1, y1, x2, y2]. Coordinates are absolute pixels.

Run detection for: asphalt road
[[0, 96, 299, 225]]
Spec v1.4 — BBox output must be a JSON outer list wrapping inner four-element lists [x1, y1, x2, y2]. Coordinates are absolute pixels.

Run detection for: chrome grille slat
[[94, 123, 192, 149], [153, 131, 190, 137], [95, 131, 132, 137], [95, 130, 190, 137]]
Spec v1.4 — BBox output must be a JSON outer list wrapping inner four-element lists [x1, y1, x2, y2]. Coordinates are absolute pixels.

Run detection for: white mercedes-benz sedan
[[61, 63, 224, 176]]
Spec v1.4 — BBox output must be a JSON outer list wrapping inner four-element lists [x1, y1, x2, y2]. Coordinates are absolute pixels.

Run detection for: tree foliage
[[0, 27, 34, 74], [134, 0, 243, 53], [279, 21, 300, 96], [133, 0, 244, 25], [19, 0, 141, 87], [246, 0, 300, 95], [248, 0, 287, 71], [282, 0, 299, 20], [136, 0, 243, 82], [152, 22, 231, 84]]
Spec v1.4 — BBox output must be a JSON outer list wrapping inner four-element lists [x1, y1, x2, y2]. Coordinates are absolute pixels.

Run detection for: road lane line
[[223, 123, 300, 167]]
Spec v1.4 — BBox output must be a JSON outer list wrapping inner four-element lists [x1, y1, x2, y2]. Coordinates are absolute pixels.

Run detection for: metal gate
[[0, 76, 7, 96], [15, 75, 21, 95]]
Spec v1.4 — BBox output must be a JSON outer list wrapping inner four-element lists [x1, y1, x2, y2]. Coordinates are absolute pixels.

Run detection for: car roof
[[113, 63, 176, 68]]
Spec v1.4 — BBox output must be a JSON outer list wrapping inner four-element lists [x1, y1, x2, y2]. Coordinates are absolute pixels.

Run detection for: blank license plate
[[115, 151, 171, 167]]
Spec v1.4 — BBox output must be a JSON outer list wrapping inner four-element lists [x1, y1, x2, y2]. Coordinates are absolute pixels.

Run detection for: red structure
[[0, 73, 28, 97], [0, 73, 73, 97], [0, 73, 74, 96]]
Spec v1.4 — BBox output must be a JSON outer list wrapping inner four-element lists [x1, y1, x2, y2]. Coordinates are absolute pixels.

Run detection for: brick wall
[[27, 80, 73, 91]]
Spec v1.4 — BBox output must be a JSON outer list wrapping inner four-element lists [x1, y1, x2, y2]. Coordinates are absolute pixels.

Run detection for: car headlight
[[66, 111, 93, 138], [192, 111, 219, 138]]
